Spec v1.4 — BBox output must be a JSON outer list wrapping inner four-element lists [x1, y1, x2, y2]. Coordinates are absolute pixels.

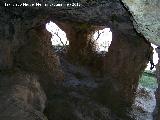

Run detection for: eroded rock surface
[[55, 21, 96, 62], [153, 47, 160, 120], [0, 72, 47, 120], [121, 0, 160, 45], [0, 0, 159, 120], [95, 30, 151, 118]]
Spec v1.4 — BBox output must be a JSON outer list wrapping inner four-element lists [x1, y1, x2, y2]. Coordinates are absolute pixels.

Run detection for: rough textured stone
[[121, 0, 160, 45], [15, 24, 61, 74], [0, 0, 159, 120], [153, 47, 160, 120], [96, 30, 151, 117], [55, 21, 97, 62], [0, 4, 63, 119], [0, 72, 47, 120], [119, 3, 160, 117]]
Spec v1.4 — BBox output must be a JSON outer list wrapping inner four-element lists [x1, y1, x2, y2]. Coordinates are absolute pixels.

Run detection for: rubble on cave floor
[[131, 85, 156, 120], [45, 51, 123, 120], [56, 49, 156, 120]]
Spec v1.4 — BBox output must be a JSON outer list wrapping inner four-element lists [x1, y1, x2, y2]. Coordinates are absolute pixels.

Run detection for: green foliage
[[139, 71, 157, 89], [143, 70, 156, 77]]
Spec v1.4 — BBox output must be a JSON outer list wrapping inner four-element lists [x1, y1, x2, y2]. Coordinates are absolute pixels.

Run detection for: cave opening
[[46, 21, 69, 52], [46, 21, 113, 55], [132, 43, 158, 119], [45, 21, 113, 69], [45, 20, 159, 119], [93, 27, 112, 53]]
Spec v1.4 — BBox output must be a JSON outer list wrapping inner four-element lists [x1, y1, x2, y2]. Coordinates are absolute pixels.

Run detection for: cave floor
[[131, 86, 156, 120], [50, 50, 156, 120]]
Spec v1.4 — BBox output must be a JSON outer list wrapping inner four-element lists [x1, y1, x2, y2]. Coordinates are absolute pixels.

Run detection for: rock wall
[[14, 24, 60, 74], [55, 21, 97, 63], [94, 29, 152, 118], [120, 1, 160, 119], [0, 0, 159, 119], [121, 0, 160, 45], [153, 47, 160, 120], [0, 72, 47, 120], [0, 4, 63, 120]]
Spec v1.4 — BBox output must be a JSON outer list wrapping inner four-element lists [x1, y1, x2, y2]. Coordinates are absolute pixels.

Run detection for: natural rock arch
[[0, 0, 159, 120]]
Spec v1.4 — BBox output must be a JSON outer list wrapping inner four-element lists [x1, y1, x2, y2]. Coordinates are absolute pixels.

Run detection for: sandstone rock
[[0, 72, 47, 120]]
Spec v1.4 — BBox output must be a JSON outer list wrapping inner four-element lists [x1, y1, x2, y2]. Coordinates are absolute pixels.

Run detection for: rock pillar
[[153, 47, 160, 120], [97, 30, 152, 117], [55, 21, 96, 63]]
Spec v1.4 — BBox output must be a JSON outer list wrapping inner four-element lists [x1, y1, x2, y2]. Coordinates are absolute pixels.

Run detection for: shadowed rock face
[[102, 31, 151, 115], [55, 21, 97, 63], [15, 24, 60, 74], [120, 1, 160, 119], [153, 48, 160, 120], [0, 5, 63, 119], [0, 0, 159, 120], [0, 0, 148, 69], [0, 72, 47, 120]]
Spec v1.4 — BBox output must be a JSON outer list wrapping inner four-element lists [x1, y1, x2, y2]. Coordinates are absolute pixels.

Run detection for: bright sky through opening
[[146, 44, 158, 71], [93, 28, 112, 52], [46, 21, 69, 46]]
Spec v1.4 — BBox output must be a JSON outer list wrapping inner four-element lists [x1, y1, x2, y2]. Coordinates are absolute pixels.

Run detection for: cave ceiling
[[1, 0, 160, 45]]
